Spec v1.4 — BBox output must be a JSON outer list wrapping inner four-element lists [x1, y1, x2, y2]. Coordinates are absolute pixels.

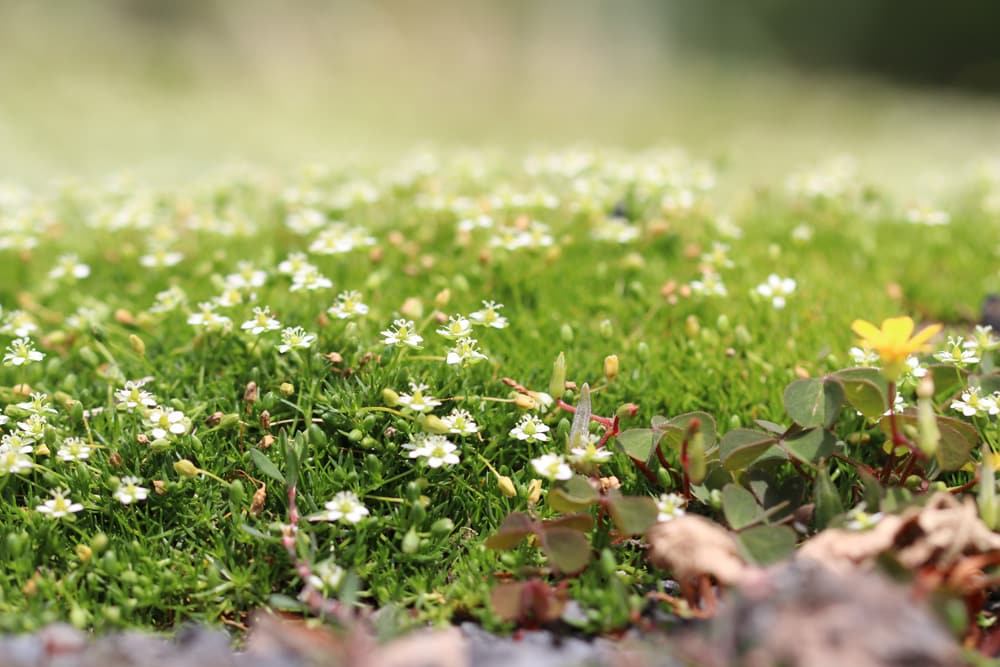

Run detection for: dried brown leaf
[[647, 514, 750, 585], [799, 492, 1000, 574]]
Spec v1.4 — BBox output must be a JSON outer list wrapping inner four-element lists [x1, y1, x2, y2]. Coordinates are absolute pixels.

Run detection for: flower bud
[[244, 381, 258, 404], [980, 445, 998, 530], [34, 444, 50, 457], [560, 323, 574, 342], [76, 544, 93, 562], [733, 324, 752, 347], [497, 475, 517, 498], [616, 403, 639, 419], [599, 320, 614, 339], [259, 410, 271, 431], [685, 431, 706, 484], [434, 288, 451, 309], [204, 411, 223, 427], [174, 459, 198, 478], [917, 381, 940, 458], [382, 388, 400, 406], [279, 382, 295, 397], [548, 352, 566, 399], [636, 341, 650, 362], [513, 393, 536, 410], [603, 354, 619, 382], [684, 315, 700, 338], [527, 478, 543, 505], [128, 334, 146, 357], [421, 414, 450, 435]]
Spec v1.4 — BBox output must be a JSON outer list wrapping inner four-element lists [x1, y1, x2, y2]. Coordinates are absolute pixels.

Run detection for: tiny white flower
[[277, 326, 316, 353], [845, 502, 883, 531], [569, 441, 613, 466], [406, 434, 461, 468], [531, 453, 572, 481], [48, 254, 90, 281], [951, 387, 1000, 417], [700, 242, 734, 269], [187, 302, 232, 332], [309, 491, 369, 524], [2, 310, 38, 337], [114, 476, 149, 505], [849, 346, 879, 366], [469, 301, 508, 329], [36, 488, 84, 519], [57, 437, 92, 462], [396, 383, 441, 413], [306, 560, 345, 593], [327, 291, 369, 320], [0, 442, 33, 475], [241, 306, 281, 335], [277, 252, 315, 276], [755, 274, 796, 309], [149, 286, 187, 314], [445, 337, 488, 367], [440, 409, 479, 436], [381, 319, 423, 348], [17, 414, 48, 441], [655, 493, 687, 522], [934, 336, 980, 367], [689, 271, 728, 297], [16, 392, 58, 416], [290, 267, 333, 292], [3, 337, 44, 366], [146, 406, 191, 440], [436, 315, 473, 340], [115, 380, 158, 411], [509, 414, 550, 443]]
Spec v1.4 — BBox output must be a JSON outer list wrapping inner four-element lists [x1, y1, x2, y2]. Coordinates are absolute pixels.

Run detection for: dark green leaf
[[833, 367, 887, 420], [657, 411, 717, 450], [737, 525, 796, 565], [977, 373, 1000, 396], [547, 475, 600, 513], [781, 428, 835, 464], [606, 496, 658, 536], [250, 448, 285, 484], [721, 483, 764, 530], [616, 428, 655, 464], [928, 364, 970, 395], [783, 378, 844, 428], [539, 527, 591, 574], [719, 429, 777, 471], [485, 512, 535, 550], [813, 466, 844, 530], [542, 513, 594, 533]]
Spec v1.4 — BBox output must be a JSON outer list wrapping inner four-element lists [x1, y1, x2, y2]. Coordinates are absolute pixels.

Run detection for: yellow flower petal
[[908, 323, 943, 348], [881, 316, 915, 342], [850, 319, 883, 341]]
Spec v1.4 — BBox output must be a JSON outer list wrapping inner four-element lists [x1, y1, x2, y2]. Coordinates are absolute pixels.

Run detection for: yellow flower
[[850, 316, 942, 382]]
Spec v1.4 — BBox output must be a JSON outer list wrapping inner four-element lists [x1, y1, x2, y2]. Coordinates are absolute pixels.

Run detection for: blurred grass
[[2, 1, 1000, 186]]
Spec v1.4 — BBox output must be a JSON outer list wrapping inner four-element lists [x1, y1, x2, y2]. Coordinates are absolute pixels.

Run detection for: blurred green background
[[3, 0, 1000, 184]]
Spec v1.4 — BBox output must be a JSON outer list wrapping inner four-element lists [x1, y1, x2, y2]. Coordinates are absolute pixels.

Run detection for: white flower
[[689, 271, 728, 297], [509, 414, 550, 443], [569, 441, 613, 466], [406, 434, 461, 468], [445, 337, 488, 367], [849, 346, 879, 366], [440, 409, 479, 436], [327, 291, 369, 320], [36, 488, 84, 519], [146, 406, 191, 440], [277, 326, 316, 354], [655, 493, 687, 522], [700, 242, 734, 269], [755, 274, 796, 309], [187, 302, 232, 332], [309, 491, 369, 524], [139, 246, 184, 268], [114, 476, 149, 505], [277, 252, 315, 276], [306, 560, 345, 593], [241, 306, 281, 335], [531, 453, 572, 481], [904, 203, 950, 226], [0, 442, 33, 475], [16, 392, 57, 416], [845, 503, 883, 531], [149, 286, 187, 314], [290, 267, 333, 292], [934, 336, 980, 367], [381, 319, 423, 348], [436, 315, 473, 340], [48, 254, 91, 281], [57, 437, 92, 462], [115, 380, 158, 411], [965, 325, 1000, 353], [225, 261, 268, 289], [469, 301, 508, 329], [16, 414, 47, 441], [3, 337, 44, 366], [2, 310, 38, 337], [308, 223, 375, 255], [396, 383, 441, 413], [951, 387, 1000, 417]]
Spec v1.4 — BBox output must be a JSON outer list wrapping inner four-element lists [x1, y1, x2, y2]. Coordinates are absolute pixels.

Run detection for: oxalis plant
[[484, 315, 1000, 628]]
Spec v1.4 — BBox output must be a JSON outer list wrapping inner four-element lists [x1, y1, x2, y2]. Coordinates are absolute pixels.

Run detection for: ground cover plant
[[1, 149, 1000, 654]]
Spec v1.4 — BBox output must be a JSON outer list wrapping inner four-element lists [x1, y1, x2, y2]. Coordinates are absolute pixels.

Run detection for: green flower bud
[[402, 526, 420, 554], [497, 475, 517, 498], [599, 320, 614, 339], [560, 323, 574, 342], [382, 388, 400, 406], [980, 445, 998, 530], [548, 352, 567, 399], [279, 382, 295, 397], [636, 341, 650, 362], [686, 432, 706, 485], [421, 415, 450, 435], [129, 334, 146, 357], [174, 459, 198, 478], [431, 518, 455, 537]]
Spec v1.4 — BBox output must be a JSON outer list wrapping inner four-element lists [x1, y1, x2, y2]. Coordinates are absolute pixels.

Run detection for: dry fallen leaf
[[646, 514, 750, 586], [799, 492, 1000, 574]]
